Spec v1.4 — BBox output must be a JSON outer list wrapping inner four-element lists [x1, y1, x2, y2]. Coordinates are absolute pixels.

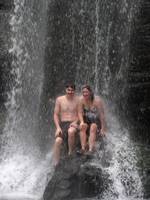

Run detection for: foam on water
[[0, 152, 54, 198]]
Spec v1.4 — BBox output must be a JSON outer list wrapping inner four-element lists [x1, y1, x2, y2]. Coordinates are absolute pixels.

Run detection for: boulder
[[43, 153, 103, 200]]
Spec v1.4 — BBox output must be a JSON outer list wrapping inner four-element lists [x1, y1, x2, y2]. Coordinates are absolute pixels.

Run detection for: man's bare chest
[[60, 101, 77, 113]]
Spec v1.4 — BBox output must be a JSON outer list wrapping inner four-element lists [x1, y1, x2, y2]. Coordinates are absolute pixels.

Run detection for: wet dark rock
[[128, 0, 150, 143], [0, 0, 13, 108], [0, 0, 14, 11], [43, 153, 103, 200]]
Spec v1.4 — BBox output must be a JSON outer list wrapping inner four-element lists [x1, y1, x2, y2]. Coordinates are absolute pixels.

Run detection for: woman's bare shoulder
[[77, 96, 84, 105], [94, 96, 104, 105], [77, 95, 83, 101]]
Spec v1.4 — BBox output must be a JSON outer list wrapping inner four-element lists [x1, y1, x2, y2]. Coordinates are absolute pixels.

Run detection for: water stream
[[0, 0, 148, 200], [0, 0, 53, 199]]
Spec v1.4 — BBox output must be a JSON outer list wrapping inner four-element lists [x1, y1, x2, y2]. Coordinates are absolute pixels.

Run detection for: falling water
[[96, 110, 144, 200], [74, 0, 144, 199], [0, 0, 146, 199], [90, 0, 144, 199], [0, 0, 53, 199], [94, 0, 100, 94]]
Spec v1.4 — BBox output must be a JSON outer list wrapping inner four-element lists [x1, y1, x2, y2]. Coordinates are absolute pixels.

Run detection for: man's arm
[[78, 99, 84, 124], [53, 97, 62, 136]]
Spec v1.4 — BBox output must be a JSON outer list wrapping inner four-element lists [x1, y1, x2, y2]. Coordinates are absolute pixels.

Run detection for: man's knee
[[68, 128, 76, 138], [55, 137, 63, 145]]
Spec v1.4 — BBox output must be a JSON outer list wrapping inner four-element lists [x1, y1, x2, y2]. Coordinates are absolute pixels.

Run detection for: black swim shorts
[[57, 121, 79, 143]]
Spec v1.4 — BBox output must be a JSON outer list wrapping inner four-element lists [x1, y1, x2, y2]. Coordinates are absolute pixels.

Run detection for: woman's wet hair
[[82, 84, 94, 102], [65, 83, 76, 90]]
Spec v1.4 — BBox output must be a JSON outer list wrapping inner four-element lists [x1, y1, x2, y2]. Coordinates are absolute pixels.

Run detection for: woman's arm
[[97, 98, 106, 135]]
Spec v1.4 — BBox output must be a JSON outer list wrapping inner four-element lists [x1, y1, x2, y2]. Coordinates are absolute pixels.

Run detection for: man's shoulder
[[56, 95, 65, 102]]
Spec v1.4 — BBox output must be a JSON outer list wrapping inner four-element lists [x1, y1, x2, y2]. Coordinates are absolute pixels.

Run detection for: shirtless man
[[53, 83, 79, 166]]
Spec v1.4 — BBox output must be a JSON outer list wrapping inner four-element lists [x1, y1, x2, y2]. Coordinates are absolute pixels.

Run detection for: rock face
[[0, 0, 13, 109], [127, 0, 150, 142], [43, 136, 109, 200], [43, 154, 103, 200], [0, 0, 13, 133]]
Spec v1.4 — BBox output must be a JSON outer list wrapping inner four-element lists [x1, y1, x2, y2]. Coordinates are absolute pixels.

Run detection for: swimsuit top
[[83, 105, 99, 124]]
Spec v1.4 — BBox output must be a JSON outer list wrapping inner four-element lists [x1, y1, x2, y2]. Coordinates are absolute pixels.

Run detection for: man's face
[[66, 87, 75, 97]]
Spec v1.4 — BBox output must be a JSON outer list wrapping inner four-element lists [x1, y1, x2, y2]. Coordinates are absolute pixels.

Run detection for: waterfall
[[91, 0, 144, 199], [0, 0, 146, 199], [74, 0, 144, 199], [0, 0, 53, 198], [94, 110, 144, 200]]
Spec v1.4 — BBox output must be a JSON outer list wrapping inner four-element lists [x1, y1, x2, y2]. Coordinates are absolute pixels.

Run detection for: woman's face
[[82, 88, 90, 100]]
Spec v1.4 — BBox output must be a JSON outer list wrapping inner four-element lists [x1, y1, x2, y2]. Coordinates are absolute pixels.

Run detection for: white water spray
[[101, 110, 143, 200], [0, 0, 54, 198]]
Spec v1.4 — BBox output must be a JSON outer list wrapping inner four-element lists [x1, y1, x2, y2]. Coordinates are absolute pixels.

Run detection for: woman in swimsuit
[[78, 85, 106, 154]]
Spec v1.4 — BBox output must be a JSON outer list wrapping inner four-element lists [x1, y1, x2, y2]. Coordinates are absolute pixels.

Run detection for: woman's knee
[[90, 123, 97, 132]]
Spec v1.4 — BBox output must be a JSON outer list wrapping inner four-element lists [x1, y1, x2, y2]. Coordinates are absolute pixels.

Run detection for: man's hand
[[55, 127, 62, 138], [80, 121, 87, 129], [70, 122, 78, 129]]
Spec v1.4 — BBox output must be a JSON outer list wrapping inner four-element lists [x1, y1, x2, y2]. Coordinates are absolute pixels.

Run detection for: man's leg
[[88, 123, 97, 152], [53, 136, 63, 166], [68, 127, 77, 155], [79, 123, 88, 152]]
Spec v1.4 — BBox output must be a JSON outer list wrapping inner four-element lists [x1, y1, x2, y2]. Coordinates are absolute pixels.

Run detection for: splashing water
[[0, 0, 54, 198], [88, 103, 144, 200], [0, 152, 54, 198]]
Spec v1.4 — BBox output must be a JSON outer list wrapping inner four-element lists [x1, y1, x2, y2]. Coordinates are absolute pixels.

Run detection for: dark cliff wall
[[128, 0, 150, 142], [0, 1, 13, 110], [43, 0, 96, 99]]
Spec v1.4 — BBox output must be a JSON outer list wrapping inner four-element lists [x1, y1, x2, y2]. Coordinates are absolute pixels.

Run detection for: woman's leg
[[88, 123, 97, 152]]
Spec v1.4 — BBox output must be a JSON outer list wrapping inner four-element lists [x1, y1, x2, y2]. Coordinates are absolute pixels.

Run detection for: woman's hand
[[100, 128, 106, 137]]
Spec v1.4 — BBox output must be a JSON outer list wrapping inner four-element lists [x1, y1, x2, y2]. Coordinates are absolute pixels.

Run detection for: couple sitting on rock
[[52, 83, 106, 166]]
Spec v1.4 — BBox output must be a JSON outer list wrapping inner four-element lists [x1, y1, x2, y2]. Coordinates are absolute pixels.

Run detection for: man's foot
[[68, 152, 75, 159], [76, 148, 85, 155]]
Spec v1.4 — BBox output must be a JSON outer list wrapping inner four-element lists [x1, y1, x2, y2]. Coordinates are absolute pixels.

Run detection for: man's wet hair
[[65, 83, 76, 90]]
